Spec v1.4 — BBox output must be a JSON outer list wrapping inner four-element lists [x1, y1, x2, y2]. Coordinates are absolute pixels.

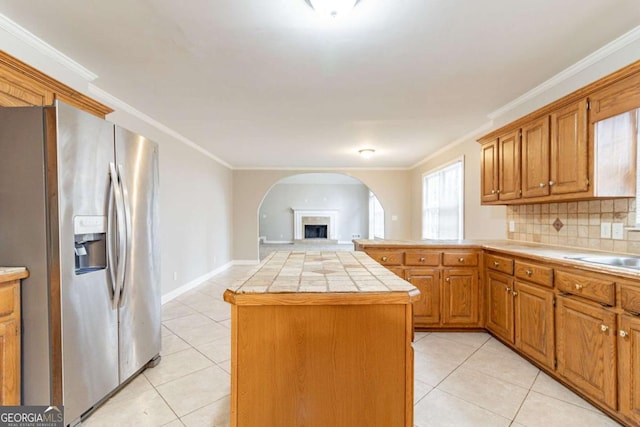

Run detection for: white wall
[[259, 183, 369, 243]]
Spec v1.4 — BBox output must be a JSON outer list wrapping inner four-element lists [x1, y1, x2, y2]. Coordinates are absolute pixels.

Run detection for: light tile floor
[[84, 266, 622, 427]]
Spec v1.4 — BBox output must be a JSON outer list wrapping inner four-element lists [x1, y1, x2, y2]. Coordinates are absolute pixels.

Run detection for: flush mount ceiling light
[[306, 0, 360, 18], [358, 148, 375, 159]]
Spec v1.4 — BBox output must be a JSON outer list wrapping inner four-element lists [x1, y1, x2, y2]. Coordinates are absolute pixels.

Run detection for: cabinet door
[[550, 99, 588, 194], [556, 296, 616, 410], [485, 271, 514, 343], [514, 281, 554, 370], [521, 116, 550, 198], [619, 314, 640, 424], [442, 269, 479, 326], [0, 319, 20, 405], [498, 130, 521, 201], [406, 269, 440, 327], [481, 139, 499, 203]]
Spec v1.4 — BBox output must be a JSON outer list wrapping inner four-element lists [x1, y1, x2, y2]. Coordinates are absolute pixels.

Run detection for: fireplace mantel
[[291, 209, 338, 241]]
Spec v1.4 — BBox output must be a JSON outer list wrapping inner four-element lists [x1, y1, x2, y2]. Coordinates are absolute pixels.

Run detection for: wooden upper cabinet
[[498, 129, 521, 201], [0, 51, 111, 117], [521, 116, 550, 198], [480, 139, 499, 203], [550, 99, 589, 195]]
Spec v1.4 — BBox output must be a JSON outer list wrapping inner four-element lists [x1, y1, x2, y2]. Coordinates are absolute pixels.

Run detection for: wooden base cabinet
[[442, 269, 479, 326], [407, 269, 440, 326], [619, 314, 640, 424], [485, 271, 514, 343], [513, 281, 555, 370], [556, 296, 617, 410], [0, 272, 24, 405]]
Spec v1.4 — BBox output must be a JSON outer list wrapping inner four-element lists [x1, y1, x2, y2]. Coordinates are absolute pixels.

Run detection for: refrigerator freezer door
[[115, 126, 161, 381], [55, 102, 119, 424]]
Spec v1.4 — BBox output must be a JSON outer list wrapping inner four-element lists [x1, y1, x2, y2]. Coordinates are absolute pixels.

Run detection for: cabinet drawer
[[620, 284, 640, 314], [0, 281, 17, 318], [366, 250, 404, 266], [555, 270, 615, 306], [443, 252, 478, 267], [405, 251, 440, 266], [514, 261, 553, 288], [485, 254, 514, 275]]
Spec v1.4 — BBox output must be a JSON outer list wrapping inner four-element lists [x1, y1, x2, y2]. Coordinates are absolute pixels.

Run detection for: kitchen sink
[[565, 255, 640, 270]]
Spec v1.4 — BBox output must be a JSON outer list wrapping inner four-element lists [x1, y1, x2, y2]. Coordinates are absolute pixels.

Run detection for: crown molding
[[88, 84, 233, 169], [0, 13, 98, 81], [488, 24, 640, 120], [409, 121, 494, 170]]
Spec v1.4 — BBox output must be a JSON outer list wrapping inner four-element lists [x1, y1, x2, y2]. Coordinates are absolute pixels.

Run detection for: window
[[368, 191, 385, 239], [422, 158, 464, 240]]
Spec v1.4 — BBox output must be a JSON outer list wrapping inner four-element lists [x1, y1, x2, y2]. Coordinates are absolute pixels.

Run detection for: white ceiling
[[278, 173, 364, 185], [1, 1, 640, 168]]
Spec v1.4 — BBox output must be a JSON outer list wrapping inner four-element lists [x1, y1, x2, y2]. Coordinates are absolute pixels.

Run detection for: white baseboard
[[161, 261, 234, 304], [338, 240, 354, 245], [262, 240, 294, 244]]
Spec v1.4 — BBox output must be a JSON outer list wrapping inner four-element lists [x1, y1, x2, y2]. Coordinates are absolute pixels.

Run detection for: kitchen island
[[223, 251, 419, 427]]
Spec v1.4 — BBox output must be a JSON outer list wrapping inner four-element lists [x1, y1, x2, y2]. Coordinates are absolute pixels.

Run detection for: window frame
[[421, 156, 465, 240]]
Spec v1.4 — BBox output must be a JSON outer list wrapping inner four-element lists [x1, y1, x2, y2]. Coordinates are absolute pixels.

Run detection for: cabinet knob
[[601, 324, 609, 333], [496, 190, 501, 194], [539, 182, 546, 188], [513, 290, 518, 296], [526, 270, 533, 276], [620, 330, 628, 338], [574, 283, 583, 290], [446, 277, 451, 283], [458, 257, 465, 263], [549, 180, 555, 186], [493, 261, 500, 267], [491, 189, 496, 194], [506, 287, 512, 293], [381, 256, 388, 262], [419, 257, 425, 262], [407, 277, 412, 282]]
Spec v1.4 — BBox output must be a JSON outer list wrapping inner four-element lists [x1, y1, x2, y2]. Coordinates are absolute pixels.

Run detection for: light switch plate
[[509, 221, 516, 232], [612, 223, 624, 240], [601, 222, 612, 238]]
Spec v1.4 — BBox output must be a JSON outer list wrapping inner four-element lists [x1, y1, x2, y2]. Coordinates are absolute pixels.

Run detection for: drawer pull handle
[[574, 283, 583, 290], [493, 261, 500, 267], [381, 256, 388, 262], [458, 257, 465, 263], [525, 270, 533, 276], [601, 324, 609, 333], [620, 330, 628, 338], [420, 257, 425, 262]]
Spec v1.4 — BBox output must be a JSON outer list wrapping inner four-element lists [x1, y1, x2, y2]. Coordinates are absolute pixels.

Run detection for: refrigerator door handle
[[109, 162, 127, 309], [117, 164, 132, 308], [107, 170, 118, 304]]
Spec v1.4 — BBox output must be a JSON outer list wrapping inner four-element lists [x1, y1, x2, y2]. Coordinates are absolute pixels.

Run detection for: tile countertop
[[226, 251, 418, 294], [353, 239, 640, 280], [0, 267, 28, 282]]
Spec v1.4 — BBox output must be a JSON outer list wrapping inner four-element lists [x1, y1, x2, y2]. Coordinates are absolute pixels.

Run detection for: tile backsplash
[[506, 199, 640, 254]]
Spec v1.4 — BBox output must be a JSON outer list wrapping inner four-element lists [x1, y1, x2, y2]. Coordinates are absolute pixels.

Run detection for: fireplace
[[291, 209, 338, 242], [305, 224, 328, 239]]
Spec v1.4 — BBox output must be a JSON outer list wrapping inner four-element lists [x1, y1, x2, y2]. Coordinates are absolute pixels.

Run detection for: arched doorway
[[257, 173, 384, 260]]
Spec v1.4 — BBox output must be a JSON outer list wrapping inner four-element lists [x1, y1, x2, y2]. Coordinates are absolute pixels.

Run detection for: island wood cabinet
[[0, 269, 27, 405]]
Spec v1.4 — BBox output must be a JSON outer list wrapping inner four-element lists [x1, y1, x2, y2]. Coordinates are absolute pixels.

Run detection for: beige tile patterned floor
[[83, 265, 622, 427]]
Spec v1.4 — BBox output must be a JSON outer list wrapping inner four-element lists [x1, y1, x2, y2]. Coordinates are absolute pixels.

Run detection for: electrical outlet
[[173, 272, 178, 281], [352, 234, 361, 238], [391, 215, 398, 221], [612, 222, 624, 240], [509, 221, 515, 232], [600, 222, 611, 238]]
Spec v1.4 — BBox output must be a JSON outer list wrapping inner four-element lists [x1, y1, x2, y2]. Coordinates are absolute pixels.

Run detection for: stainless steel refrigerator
[[0, 101, 160, 426]]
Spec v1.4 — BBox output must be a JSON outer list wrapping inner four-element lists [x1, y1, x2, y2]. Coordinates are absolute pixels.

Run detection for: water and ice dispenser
[[74, 216, 107, 274]]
